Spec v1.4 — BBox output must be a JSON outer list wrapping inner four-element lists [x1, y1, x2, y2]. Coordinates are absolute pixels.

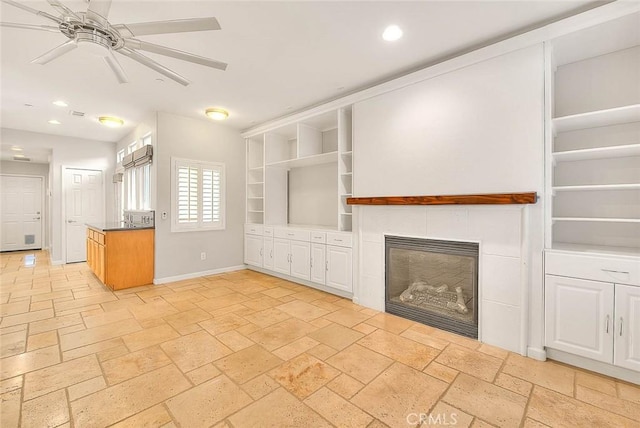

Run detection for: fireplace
[[385, 235, 479, 338]]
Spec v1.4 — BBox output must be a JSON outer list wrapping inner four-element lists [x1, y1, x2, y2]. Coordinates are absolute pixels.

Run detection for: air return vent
[[13, 156, 30, 161], [69, 110, 85, 117]]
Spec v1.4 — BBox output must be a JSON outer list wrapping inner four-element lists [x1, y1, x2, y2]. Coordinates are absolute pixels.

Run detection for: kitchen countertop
[[86, 222, 155, 232]]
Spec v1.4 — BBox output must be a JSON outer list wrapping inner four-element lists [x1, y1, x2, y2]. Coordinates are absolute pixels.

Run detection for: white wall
[[154, 112, 245, 280], [0, 160, 50, 248], [0, 128, 116, 263], [353, 45, 544, 197]]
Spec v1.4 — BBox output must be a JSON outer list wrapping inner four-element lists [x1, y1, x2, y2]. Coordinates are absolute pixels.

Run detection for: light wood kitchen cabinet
[[86, 227, 154, 290]]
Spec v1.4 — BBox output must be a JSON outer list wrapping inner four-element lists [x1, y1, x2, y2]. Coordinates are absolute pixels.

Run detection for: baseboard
[[547, 348, 639, 385], [527, 347, 547, 361], [50, 258, 64, 266], [153, 265, 246, 284]]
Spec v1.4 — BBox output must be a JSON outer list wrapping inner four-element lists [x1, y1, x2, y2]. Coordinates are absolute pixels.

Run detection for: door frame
[[61, 166, 106, 264], [0, 173, 46, 251]]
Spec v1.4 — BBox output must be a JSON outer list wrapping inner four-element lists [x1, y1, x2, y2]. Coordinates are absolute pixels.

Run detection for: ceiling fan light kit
[[205, 108, 229, 121], [98, 116, 124, 127], [1, 0, 228, 86]]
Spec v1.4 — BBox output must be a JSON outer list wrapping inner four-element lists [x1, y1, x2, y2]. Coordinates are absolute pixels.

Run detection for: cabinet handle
[[287, 233, 294, 236], [334, 239, 343, 242], [260, 248, 263, 256], [605, 315, 610, 333], [620, 317, 624, 336], [326, 260, 328, 271], [310, 258, 313, 268], [601, 269, 629, 274], [270, 250, 273, 258]]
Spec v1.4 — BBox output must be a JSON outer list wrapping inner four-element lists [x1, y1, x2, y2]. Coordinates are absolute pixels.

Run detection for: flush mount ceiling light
[[48, 119, 61, 125], [53, 100, 68, 107], [11, 146, 22, 152], [205, 108, 229, 121], [382, 25, 403, 41], [98, 116, 124, 127]]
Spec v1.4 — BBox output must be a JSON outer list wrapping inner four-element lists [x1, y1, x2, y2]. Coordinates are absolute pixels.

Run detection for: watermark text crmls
[[407, 412, 459, 426]]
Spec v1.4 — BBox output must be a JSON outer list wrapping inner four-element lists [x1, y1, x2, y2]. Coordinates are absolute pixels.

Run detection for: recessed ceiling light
[[205, 108, 229, 121], [48, 119, 61, 125], [98, 116, 124, 127], [14, 154, 25, 158], [53, 100, 68, 107], [11, 146, 22, 152], [382, 25, 403, 42]]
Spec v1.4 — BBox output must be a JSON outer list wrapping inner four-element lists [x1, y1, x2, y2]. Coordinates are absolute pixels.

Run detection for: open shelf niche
[[546, 11, 640, 255], [244, 106, 353, 231]]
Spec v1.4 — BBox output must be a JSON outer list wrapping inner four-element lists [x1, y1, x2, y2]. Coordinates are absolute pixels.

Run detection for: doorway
[[64, 168, 104, 263], [0, 175, 44, 252]]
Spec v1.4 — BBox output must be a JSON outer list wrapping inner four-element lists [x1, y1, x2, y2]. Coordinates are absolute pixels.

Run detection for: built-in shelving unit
[[243, 107, 353, 232], [545, 11, 640, 256]]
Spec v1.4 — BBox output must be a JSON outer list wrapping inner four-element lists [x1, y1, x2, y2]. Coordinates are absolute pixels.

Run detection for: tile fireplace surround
[[354, 204, 541, 355]]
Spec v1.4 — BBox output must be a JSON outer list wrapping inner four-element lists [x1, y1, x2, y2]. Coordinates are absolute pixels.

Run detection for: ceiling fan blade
[[123, 39, 227, 71], [86, 0, 112, 26], [0, 22, 60, 33], [2, 0, 62, 24], [104, 49, 128, 84], [46, 0, 80, 21], [117, 47, 190, 86], [31, 40, 77, 65], [113, 17, 220, 38]]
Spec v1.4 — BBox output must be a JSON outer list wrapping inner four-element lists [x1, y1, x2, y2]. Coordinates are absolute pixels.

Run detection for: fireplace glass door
[[385, 236, 479, 338]]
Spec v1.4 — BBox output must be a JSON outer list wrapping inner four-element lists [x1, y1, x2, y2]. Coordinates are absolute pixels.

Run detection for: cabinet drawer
[[327, 232, 352, 248], [311, 232, 326, 243], [95, 232, 105, 245], [245, 224, 263, 236], [545, 251, 640, 286], [263, 226, 274, 237], [275, 228, 310, 242]]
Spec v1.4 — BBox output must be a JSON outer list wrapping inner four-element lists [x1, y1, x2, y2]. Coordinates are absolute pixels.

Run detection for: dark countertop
[[86, 222, 155, 232]]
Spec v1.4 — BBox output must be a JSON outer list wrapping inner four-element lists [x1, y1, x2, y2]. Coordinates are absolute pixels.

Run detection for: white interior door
[[64, 168, 103, 263], [0, 175, 43, 252]]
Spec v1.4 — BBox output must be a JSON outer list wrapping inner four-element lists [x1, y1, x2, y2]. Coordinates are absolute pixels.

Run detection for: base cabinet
[[545, 269, 640, 374], [245, 225, 353, 296], [86, 227, 154, 290]]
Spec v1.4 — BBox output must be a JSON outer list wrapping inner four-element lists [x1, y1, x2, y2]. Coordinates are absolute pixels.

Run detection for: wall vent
[[13, 156, 30, 161], [69, 110, 85, 117]]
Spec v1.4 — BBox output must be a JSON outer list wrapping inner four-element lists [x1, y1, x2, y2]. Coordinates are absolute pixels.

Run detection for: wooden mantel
[[346, 192, 537, 206]]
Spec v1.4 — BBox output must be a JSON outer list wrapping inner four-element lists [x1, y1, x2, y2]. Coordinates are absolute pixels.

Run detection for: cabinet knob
[[619, 317, 624, 337]]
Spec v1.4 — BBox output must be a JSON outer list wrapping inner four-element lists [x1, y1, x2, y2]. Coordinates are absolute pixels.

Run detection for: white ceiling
[[1, 0, 605, 157]]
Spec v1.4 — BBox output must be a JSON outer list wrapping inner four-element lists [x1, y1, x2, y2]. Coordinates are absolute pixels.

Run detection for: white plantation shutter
[[172, 158, 225, 231]]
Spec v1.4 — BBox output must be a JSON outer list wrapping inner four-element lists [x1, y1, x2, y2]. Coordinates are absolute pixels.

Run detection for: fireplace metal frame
[[384, 235, 479, 339]]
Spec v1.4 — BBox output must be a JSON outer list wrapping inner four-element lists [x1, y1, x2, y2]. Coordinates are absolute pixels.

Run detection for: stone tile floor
[[1, 250, 639, 427]]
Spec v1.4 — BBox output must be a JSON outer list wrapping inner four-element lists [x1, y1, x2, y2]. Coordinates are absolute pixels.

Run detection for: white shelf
[[340, 213, 352, 216], [341, 151, 353, 156], [340, 194, 352, 197], [248, 166, 264, 172], [551, 242, 640, 257], [553, 217, 640, 223], [248, 210, 264, 214], [341, 172, 353, 177], [553, 143, 640, 162], [266, 151, 338, 169], [247, 197, 264, 200], [553, 104, 640, 134], [247, 182, 264, 186], [553, 183, 640, 192]]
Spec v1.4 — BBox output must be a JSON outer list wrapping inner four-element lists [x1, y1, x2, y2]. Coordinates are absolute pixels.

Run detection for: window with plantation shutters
[[171, 158, 225, 232]]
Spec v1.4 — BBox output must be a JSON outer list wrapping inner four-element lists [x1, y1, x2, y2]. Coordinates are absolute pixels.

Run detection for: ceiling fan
[[0, 0, 227, 86]]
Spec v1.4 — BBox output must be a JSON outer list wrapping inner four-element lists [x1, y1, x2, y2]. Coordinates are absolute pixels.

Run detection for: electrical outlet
[[200, 252, 206, 260], [161, 212, 167, 220]]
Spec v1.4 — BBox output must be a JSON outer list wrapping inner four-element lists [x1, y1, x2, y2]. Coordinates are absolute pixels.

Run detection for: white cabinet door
[[263, 238, 274, 270], [273, 238, 291, 275], [614, 284, 640, 371], [545, 275, 614, 363], [326, 245, 352, 293], [290, 241, 311, 281], [311, 243, 326, 285], [244, 234, 263, 267]]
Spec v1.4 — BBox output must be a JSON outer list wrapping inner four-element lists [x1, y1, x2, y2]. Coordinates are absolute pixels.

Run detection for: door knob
[[34, 217, 41, 220], [67, 219, 77, 223]]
